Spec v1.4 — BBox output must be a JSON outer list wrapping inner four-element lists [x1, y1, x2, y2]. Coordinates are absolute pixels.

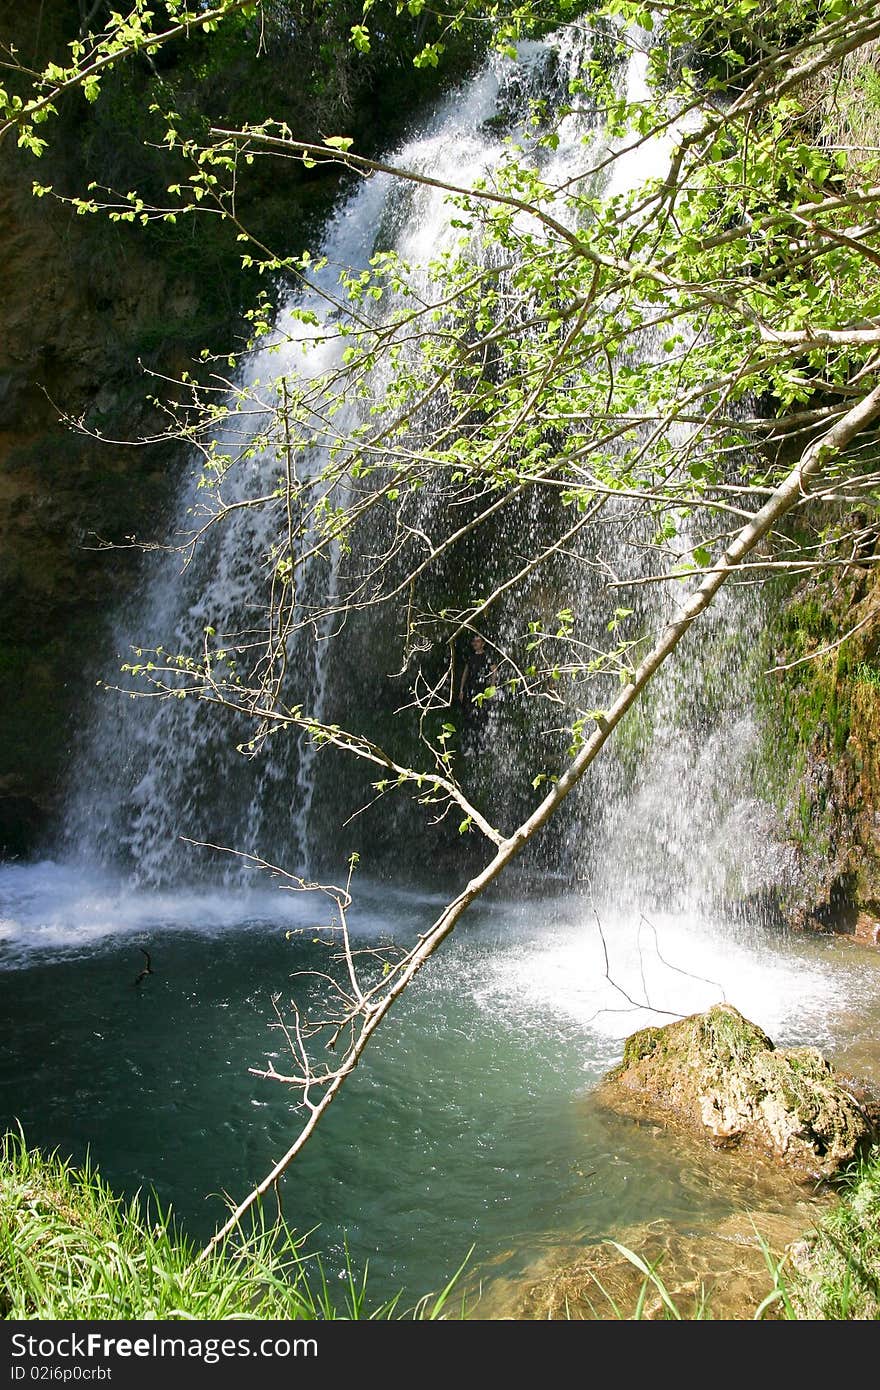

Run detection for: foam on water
[[0, 860, 435, 965], [1, 862, 870, 1070], [463, 899, 863, 1058]]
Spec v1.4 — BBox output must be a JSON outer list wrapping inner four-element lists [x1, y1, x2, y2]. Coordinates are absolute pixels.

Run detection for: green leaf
[[350, 24, 371, 53]]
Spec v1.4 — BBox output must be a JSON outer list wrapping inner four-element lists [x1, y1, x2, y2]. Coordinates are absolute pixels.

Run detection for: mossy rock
[[757, 555, 880, 926], [622, 1025, 668, 1067], [596, 1004, 876, 1179]]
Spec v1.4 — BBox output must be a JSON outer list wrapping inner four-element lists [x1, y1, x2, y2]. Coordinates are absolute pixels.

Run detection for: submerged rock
[[596, 1003, 876, 1178], [476, 1212, 811, 1320]]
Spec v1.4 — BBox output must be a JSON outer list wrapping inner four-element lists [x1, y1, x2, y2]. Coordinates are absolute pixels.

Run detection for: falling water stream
[[1, 28, 879, 1314]]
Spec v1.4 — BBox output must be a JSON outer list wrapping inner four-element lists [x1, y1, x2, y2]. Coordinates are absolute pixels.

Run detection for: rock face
[[763, 551, 880, 933], [0, 3, 485, 856], [596, 1004, 875, 1178]]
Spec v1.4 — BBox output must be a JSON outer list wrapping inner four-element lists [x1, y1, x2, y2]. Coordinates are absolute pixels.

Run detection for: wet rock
[[475, 1212, 812, 1320], [766, 561, 880, 931], [854, 910, 880, 946], [0, 794, 46, 859], [595, 1003, 876, 1179]]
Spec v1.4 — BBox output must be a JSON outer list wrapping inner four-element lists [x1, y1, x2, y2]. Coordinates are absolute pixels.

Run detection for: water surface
[[2, 862, 876, 1309]]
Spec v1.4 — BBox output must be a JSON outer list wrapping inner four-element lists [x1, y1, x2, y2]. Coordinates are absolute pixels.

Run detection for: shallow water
[[1, 861, 878, 1310]]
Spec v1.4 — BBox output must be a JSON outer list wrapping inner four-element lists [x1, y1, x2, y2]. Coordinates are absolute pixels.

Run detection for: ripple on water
[[0, 865, 876, 1307]]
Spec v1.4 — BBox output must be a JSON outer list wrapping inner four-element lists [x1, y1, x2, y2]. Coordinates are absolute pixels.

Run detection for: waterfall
[[55, 26, 788, 916], [6, 27, 877, 1308]]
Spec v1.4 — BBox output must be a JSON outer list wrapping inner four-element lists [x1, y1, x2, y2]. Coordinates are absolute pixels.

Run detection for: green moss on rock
[[622, 1025, 667, 1067], [597, 1004, 876, 1178], [755, 532, 880, 930]]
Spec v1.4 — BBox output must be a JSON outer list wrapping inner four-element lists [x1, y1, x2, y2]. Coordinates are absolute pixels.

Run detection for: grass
[[785, 1150, 880, 1320], [4, 1127, 878, 1321], [0, 1127, 466, 1321]]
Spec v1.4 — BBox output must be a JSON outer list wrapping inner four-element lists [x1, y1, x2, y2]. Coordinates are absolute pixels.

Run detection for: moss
[[598, 1005, 874, 1177], [622, 1025, 666, 1067], [750, 538, 880, 925], [696, 1004, 773, 1072]]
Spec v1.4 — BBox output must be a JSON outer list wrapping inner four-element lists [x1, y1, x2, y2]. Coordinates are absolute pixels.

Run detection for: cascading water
[[56, 28, 787, 913], [1, 25, 875, 1311], [59, 35, 596, 886]]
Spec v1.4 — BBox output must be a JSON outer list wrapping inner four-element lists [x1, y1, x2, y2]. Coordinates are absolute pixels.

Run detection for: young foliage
[[5, 0, 880, 1260]]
